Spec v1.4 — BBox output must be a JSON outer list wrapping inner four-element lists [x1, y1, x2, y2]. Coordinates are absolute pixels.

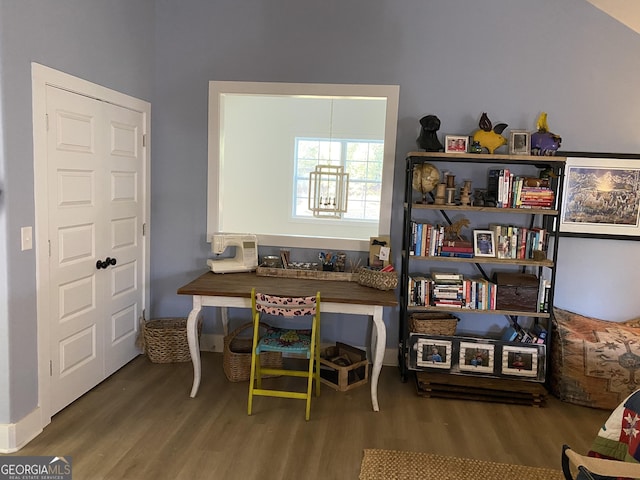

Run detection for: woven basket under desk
[[223, 322, 283, 382], [142, 317, 200, 363], [409, 312, 459, 336]]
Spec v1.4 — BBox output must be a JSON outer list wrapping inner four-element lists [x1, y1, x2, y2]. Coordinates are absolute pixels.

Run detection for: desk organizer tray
[[256, 266, 357, 282]]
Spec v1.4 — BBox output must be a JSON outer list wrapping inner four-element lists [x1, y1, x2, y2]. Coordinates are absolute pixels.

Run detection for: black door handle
[[96, 257, 117, 270]]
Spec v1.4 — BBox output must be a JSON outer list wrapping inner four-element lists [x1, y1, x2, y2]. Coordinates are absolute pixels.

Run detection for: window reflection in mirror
[[207, 81, 399, 251]]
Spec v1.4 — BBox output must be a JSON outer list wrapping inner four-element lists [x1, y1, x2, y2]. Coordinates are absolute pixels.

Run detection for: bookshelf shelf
[[406, 150, 566, 165], [405, 254, 554, 268], [407, 203, 559, 216], [399, 151, 566, 392], [407, 305, 551, 319]]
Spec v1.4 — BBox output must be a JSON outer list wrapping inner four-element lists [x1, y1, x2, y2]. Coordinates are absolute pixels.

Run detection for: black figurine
[[417, 115, 444, 152]]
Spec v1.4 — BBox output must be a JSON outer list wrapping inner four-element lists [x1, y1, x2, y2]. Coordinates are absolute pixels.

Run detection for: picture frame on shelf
[[509, 130, 530, 155], [459, 341, 494, 373], [560, 156, 640, 239], [473, 229, 496, 257], [444, 135, 469, 153], [501, 345, 538, 378], [415, 338, 452, 369]]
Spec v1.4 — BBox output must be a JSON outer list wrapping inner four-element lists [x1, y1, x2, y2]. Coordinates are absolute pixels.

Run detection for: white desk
[[177, 272, 398, 411]]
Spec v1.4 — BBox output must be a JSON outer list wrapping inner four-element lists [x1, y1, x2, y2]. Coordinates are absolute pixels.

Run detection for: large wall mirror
[[207, 81, 399, 251]]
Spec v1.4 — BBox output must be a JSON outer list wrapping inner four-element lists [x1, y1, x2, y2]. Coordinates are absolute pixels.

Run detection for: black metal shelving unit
[[398, 152, 566, 391]]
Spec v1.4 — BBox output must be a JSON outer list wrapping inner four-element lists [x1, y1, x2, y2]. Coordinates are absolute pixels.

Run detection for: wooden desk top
[[177, 271, 398, 307]]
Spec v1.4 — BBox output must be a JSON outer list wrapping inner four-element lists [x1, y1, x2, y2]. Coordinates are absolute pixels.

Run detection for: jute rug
[[359, 449, 565, 480]]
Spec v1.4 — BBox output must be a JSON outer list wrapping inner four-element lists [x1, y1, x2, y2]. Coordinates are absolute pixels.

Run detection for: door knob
[[96, 257, 117, 270]]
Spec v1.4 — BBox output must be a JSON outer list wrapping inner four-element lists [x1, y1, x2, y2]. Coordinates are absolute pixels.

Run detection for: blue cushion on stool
[[257, 327, 312, 356]]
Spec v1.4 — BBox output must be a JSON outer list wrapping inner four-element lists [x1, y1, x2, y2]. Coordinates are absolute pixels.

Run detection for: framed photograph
[[444, 135, 469, 153], [509, 130, 530, 155], [415, 338, 452, 369], [473, 229, 496, 257], [560, 156, 640, 239], [501, 345, 538, 378], [459, 341, 494, 373]]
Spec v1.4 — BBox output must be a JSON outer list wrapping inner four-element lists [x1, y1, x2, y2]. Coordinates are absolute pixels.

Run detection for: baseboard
[[200, 333, 225, 353], [0, 407, 44, 453], [200, 333, 398, 366]]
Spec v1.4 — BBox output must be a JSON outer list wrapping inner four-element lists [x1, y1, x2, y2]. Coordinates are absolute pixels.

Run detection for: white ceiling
[[586, 0, 640, 33]]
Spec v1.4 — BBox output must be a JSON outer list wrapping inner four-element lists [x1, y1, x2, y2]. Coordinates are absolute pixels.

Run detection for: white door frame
[[31, 63, 150, 436]]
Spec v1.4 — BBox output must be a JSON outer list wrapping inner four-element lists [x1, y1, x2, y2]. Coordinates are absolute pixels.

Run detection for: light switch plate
[[21, 226, 33, 251]]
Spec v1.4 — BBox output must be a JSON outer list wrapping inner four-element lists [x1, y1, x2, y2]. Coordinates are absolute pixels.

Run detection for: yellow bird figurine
[[472, 112, 508, 154], [536, 112, 550, 132]]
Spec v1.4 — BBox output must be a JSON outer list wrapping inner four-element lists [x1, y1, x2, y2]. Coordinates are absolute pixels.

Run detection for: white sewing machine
[[207, 233, 258, 273]]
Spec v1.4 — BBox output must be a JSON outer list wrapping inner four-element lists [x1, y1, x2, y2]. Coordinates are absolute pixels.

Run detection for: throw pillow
[[551, 308, 640, 410]]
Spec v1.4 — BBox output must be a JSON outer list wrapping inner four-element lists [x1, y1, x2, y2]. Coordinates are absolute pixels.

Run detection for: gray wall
[[151, 0, 640, 326], [0, 0, 155, 424], [1, 0, 639, 425]]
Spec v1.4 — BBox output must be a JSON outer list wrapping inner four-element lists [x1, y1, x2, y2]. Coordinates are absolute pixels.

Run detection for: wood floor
[[4, 353, 609, 479]]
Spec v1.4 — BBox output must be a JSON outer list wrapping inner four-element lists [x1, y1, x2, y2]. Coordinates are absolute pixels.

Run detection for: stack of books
[[431, 272, 465, 308], [490, 224, 547, 260], [408, 272, 499, 310], [438, 239, 474, 258], [518, 186, 555, 209], [410, 223, 475, 258], [407, 274, 431, 307], [466, 276, 496, 310], [487, 169, 555, 209]]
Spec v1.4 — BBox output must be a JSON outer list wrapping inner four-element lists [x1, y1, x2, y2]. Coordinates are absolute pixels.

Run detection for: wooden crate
[[320, 342, 369, 392]]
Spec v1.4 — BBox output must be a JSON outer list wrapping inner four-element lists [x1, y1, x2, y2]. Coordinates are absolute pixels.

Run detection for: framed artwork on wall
[[560, 156, 640, 239], [459, 341, 494, 373]]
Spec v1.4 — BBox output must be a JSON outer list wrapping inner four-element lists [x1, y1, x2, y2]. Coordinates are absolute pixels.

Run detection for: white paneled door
[[45, 85, 145, 414]]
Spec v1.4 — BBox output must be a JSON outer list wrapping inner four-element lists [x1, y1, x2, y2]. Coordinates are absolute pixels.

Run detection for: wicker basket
[[357, 267, 398, 291], [223, 322, 283, 382], [142, 317, 200, 363], [409, 312, 458, 335]]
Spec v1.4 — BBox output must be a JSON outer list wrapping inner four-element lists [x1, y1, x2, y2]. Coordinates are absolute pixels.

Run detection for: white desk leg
[[370, 305, 386, 412], [221, 306, 229, 336], [188, 295, 203, 398]]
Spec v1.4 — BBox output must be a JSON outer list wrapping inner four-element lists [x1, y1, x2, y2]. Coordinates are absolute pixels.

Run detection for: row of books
[[409, 223, 473, 258], [490, 224, 547, 260], [487, 169, 555, 209], [501, 321, 547, 344], [408, 272, 497, 310], [409, 221, 548, 260], [409, 271, 551, 313]]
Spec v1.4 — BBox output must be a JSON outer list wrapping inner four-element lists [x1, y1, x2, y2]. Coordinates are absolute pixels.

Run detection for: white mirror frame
[[207, 81, 399, 251]]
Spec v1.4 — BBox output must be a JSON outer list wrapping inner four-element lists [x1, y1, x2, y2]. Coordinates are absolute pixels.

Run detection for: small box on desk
[[320, 342, 369, 392], [494, 272, 539, 312]]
